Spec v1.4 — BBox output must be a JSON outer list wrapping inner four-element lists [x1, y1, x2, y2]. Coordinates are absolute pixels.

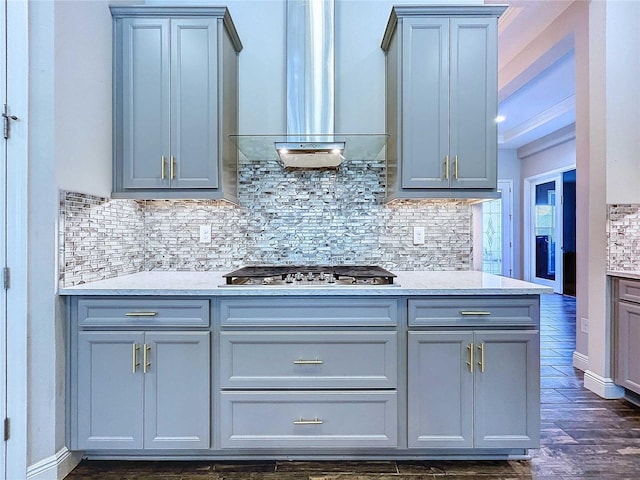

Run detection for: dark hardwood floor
[[66, 294, 640, 479]]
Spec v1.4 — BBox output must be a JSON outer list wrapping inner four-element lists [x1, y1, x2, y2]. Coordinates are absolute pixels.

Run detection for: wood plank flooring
[[65, 294, 640, 479]]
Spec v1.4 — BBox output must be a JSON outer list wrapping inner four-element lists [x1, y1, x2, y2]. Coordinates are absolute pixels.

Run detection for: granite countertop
[[608, 271, 640, 281], [58, 270, 553, 296]]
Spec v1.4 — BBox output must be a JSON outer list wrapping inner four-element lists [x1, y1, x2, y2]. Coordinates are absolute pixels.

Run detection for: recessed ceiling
[[497, 51, 575, 148], [486, 0, 577, 149]]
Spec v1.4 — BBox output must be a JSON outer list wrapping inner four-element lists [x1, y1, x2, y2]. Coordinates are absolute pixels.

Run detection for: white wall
[[27, 0, 58, 469], [27, 0, 112, 476], [604, 0, 640, 204], [55, 0, 113, 198], [520, 138, 575, 180]]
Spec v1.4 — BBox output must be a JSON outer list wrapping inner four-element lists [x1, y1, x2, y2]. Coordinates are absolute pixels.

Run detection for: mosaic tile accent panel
[[607, 204, 640, 271], [59, 192, 145, 287], [60, 156, 475, 286], [143, 158, 472, 271]]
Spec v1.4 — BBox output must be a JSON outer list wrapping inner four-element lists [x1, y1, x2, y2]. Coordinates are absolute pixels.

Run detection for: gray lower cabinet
[[111, 6, 242, 200], [614, 278, 640, 394], [219, 391, 398, 449], [408, 330, 539, 449], [382, 6, 505, 200], [69, 294, 541, 457], [218, 297, 399, 450], [76, 330, 210, 450], [219, 331, 397, 389]]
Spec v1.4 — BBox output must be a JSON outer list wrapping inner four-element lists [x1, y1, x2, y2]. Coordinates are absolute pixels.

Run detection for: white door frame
[[0, 0, 7, 476], [524, 166, 575, 293], [498, 179, 514, 278], [4, 0, 28, 478]]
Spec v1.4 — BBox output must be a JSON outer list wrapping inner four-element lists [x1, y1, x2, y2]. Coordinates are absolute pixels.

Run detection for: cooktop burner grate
[[222, 265, 397, 286]]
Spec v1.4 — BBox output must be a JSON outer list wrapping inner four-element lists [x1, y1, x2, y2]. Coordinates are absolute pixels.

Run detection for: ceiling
[[485, 0, 577, 149]]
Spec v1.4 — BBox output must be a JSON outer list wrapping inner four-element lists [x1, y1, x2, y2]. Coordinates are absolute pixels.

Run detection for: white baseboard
[[584, 370, 625, 399], [572, 351, 589, 372], [27, 447, 82, 480]]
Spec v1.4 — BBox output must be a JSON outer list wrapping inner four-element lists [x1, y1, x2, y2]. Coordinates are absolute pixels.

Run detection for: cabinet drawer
[[219, 298, 398, 327], [619, 279, 640, 304], [77, 298, 209, 327], [408, 297, 538, 327], [220, 331, 397, 389], [219, 391, 397, 449]]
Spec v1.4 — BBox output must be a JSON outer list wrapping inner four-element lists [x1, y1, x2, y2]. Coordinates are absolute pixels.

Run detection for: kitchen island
[[61, 271, 551, 461]]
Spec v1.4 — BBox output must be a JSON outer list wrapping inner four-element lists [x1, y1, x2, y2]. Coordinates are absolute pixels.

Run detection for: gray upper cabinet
[[382, 6, 505, 200], [111, 6, 242, 201]]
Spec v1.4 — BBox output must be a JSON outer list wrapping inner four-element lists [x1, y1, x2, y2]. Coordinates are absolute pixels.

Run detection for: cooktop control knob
[[307, 272, 314, 281], [318, 272, 326, 281], [285, 274, 294, 283], [327, 275, 336, 284], [295, 272, 304, 281]]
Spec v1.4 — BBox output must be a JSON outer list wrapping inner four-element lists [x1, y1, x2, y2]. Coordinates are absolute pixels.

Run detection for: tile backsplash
[[607, 204, 640, 271], [59, 192, 145, 286], [60, 157, 474, 287]]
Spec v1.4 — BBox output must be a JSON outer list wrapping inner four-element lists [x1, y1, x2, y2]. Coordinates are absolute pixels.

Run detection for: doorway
[[481, 180, 514, 277], [524, 168, 576, 294]]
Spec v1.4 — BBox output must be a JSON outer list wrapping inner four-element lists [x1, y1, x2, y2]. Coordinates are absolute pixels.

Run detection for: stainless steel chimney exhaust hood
[[230, 0, 387, 167]]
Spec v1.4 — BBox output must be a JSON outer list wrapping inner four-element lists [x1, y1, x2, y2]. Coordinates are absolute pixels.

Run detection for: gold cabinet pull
[[444, 155, 449, 180], [161, 155, 166, 179], [454, 155, 459, 179], [143, 344, 151, 373], [170, 155, 176, 179], [478, 343, 485, 372], [293, 418, 323, 425], [125, 312, 158, 317], [294, 359, 323, 365], [460, 311, 492, 316], [466, 343, 474, 373], [132, 344, 140, 373]]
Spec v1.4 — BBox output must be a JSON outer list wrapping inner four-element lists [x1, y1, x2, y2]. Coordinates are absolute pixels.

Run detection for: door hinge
[[3, 267, 9, 290], [3, 104, 18, 140], [4, 418, 9, 441]]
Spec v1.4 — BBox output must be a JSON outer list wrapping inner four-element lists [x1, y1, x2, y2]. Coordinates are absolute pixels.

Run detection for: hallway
[[66, 294, 640, 479]]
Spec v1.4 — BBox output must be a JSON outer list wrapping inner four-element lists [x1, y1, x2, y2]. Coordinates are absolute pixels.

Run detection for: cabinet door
[[77, 331, 145, 449], [401, 18, 450, 189], [144, 331, 210, 449], [121, 18, 171, 189], [473, 330, 539, 448], [616, 301, 640, 393], [407, 331, 473, 448], [170, 19, 219, 189], [449, 18, 497, 189]]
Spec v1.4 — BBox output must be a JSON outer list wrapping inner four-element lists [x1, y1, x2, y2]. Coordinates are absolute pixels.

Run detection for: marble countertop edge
[[608, 270, 640, 281], [58, 271, 553, 296]]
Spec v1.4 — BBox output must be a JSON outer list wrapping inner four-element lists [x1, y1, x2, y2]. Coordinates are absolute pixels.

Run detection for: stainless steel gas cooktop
[[222, 265, 398, 287]]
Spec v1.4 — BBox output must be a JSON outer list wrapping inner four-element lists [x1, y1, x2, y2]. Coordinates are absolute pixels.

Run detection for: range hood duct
[[230, 0, 387, 166], [286, 0, 334, 136], [278, 0, 342, 167]]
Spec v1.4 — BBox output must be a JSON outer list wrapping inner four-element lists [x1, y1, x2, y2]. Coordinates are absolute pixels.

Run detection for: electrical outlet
[[580, 318, 589, 334], [199, 225, 212, 244], [413, 226, 425, 245]]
